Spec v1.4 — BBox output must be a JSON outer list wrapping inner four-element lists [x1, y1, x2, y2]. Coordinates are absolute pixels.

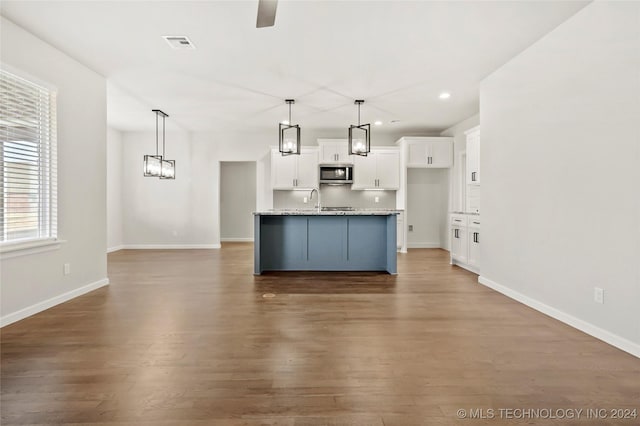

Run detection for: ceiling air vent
[[162, 35, 195, 50]]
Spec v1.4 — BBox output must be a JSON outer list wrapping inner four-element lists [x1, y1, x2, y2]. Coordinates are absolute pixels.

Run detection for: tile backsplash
[[274, 186, 396, 210]]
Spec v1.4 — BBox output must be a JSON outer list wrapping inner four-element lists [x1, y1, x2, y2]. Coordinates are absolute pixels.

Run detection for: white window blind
[[0, 68, 57, 245]]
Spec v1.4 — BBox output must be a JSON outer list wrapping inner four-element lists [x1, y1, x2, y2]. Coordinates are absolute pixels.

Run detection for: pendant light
[[158, 110, 175, 179], [279, 99, 301, 156], [348, 99, 370, 156], [143, 109, 175, 179], [143, 110, 164, 177]]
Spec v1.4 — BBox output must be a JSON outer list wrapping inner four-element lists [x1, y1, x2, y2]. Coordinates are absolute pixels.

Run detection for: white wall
[[0, 17, 108, 325], [406, 169, 448, 248], [107, 127, 123, 251], [220, 162, 256, 241], [121, 131, 218, 248], [480, 1, 640, 354]]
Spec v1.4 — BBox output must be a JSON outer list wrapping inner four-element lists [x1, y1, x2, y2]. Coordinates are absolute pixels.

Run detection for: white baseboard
[[220, 238, 254, 242], [407, 242, 441, 249], [120, 244, 221, 249], [1, 277, 110, 328], [478, 276, 640, 359], [107, 245, 124, 253], [452, 260, 479, 275]]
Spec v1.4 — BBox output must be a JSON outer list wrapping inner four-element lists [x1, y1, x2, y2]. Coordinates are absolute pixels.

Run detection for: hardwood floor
[[2, 244, 639, 425]]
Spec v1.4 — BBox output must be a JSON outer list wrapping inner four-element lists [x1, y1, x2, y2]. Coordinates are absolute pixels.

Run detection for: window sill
[[0, 239, 66, 260]]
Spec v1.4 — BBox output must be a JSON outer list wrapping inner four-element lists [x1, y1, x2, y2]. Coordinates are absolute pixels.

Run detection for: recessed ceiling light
[[374, 120, 382, 126], [162, 35, 196, 50], [439, 92, 451, 99], [390, 120, 401, 124]]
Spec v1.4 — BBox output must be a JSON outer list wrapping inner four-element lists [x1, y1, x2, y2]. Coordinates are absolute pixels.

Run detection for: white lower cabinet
[[450, 214, 480, 273], [467, 228, 480, 268], [451, 225, 468, 264]]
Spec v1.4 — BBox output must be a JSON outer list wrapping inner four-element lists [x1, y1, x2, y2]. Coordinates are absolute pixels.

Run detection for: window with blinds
[[0, 68, 57, 245]]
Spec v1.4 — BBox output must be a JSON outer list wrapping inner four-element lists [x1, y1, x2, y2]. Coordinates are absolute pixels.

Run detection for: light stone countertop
[[254, 209, 402, 216]]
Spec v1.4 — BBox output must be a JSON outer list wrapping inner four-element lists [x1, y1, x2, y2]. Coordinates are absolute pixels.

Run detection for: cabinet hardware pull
[[472, 172, 476, 181]]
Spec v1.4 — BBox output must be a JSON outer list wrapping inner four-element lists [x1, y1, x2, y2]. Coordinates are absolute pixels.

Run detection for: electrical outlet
[[408, 225, 413, 231], [63, 263, 71, 275], [594, 287, 604, 304], [374, 196, 379, 203], [303, 197, 308, 203]]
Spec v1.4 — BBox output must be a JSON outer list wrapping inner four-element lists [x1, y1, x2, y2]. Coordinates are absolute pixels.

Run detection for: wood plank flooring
[[2, 244, 639, 425]]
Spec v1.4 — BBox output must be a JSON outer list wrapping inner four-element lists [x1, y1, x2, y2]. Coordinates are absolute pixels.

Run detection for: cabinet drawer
[[468, 217, 481, 229], [450, 214, 467, 227]]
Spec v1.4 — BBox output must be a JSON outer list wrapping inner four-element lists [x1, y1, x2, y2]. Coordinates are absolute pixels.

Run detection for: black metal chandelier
[[279, 99, 301, 156], [348, 100, 370, 156], [143, 109, 175, 179]]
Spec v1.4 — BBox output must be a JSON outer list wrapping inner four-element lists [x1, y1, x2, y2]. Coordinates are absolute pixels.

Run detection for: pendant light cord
[[358, 103, 361, 126], [155, 112, 159, 156]]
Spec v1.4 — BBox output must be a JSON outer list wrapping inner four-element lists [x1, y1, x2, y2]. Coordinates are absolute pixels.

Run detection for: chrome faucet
[[309, 188, 321, 212]]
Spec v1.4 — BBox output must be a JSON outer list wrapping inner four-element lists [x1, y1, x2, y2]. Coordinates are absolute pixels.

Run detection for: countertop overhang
[[253, 209, 401, 216]]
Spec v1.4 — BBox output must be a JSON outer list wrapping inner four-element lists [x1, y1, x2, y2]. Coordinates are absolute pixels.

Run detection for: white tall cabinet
[[465, 127, 480, 185]]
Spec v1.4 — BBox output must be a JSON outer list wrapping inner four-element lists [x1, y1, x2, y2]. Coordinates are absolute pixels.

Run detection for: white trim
[[120, 244, 221, 249], [0, 239, 66, 260], [407, 242, 441, 249], [1, 277, 109, 328], [221, 238, 254, 242], [478, 276, 640, 359], [451, 259, 479, 275], [107, 245, 124, 253]]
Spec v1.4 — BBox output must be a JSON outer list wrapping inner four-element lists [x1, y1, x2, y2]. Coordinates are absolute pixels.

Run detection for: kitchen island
[[253, 209, 399, 275]]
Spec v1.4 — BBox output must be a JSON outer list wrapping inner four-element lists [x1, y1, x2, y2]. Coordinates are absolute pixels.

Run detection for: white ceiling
[[1, 0, 589, 133]]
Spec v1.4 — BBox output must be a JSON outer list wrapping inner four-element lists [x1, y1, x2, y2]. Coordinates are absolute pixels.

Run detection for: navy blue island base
[[253, 211, 398, 275]]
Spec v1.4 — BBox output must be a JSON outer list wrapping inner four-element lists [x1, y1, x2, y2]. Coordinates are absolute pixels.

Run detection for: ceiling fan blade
[[256, 0, 278, 28]]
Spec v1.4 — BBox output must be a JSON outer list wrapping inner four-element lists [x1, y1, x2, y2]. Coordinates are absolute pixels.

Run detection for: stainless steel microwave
[[319, 164, 353, 184]]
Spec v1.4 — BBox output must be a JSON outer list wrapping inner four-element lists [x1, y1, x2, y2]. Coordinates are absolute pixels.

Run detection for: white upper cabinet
[[352, 148, 400, 190], [401, 137, 453, 168], [318, 139, 352, 164], [465, 127, 480, 185], [271, 148, 319, 189]]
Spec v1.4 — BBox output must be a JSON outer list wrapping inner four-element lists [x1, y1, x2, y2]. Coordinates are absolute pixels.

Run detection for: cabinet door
[[295, 150, 319, 188], [320, 144, 338, 163], [351, 154, 377, 189], [320, 141, 352, 164], [396, 212, 404, 250], [375, 151, 400, 189], [428, 140, 453, 168], [407, 142, 428, 167], [466, 135, 480, 185], [450, 226, 468, 264], [467, 229, 480, 267], [272, 151, 297, 189], [334, 144, 351, 163]]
